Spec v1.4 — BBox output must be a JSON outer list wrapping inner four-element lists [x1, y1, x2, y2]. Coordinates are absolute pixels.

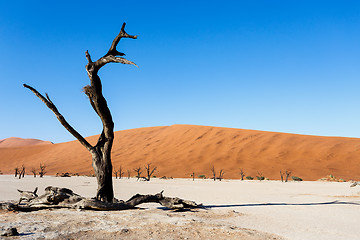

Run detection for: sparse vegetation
[[318, 175, 346, 182], [246, 176, 253, 180], [198, 175, 206, 179], [292, 176, 303, 181], [256, 172, 265, 181]]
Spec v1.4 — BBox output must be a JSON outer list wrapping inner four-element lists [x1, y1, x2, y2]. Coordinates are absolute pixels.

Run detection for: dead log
[[1, 186, 201, 212]]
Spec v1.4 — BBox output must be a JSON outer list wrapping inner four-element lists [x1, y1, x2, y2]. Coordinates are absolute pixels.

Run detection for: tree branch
[[23, 84, 93, 151], [106, 22, 137, 57]]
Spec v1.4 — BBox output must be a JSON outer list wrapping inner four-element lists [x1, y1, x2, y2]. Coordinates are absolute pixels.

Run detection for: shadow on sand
[[203, 200, 360, 209]]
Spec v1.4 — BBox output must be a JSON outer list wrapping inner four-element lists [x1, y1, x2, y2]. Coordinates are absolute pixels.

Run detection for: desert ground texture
[[1, 175, 360, 240]]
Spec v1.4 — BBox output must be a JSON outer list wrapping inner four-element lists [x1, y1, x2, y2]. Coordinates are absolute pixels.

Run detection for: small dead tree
[[134, 167, 142, 181], [239, 168, 245, 180], [143, 163, 157, 181], [14, 167, 19, 178], [19, 165, 25, 179], [218, 169, 225, 181], [113, 169, 119, 179], [211, 165, 216, 181], [31, 168, 37, 178], [285, 170, 291, 182], [39, 164, 46, 178], [118, 166, 124, 179], [127, 169, 131, 179], [191, 171, 195, 181]]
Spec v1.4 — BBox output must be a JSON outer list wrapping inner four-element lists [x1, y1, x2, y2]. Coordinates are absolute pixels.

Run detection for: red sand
[[1, 125, 359, 180], [0, 137, 52, 148]]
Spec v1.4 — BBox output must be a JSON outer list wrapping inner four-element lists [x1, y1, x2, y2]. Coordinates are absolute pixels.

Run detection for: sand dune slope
[[0, 137, 52, 148], [1, 125, 360, 180]]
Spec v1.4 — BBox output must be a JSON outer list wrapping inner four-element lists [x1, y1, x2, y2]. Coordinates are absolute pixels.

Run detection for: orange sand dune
[[0, 137, 52, 148], [0, 125, 359, 180]]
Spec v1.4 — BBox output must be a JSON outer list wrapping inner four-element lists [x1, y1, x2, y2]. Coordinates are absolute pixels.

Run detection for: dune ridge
[[0, 137, 52, 148], [0, 125, 359, 180]]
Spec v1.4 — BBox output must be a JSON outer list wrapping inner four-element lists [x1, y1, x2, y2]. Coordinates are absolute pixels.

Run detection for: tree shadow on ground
[[203, 200, 360, 209]]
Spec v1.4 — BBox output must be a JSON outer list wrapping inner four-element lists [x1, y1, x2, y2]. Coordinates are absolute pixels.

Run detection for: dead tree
[[14, 167, 19, 178], [127, 169, 131, 179], [18, 23, 201, 210], [113, 169, 119, 179], [24, 23, 137, 202], [31, 168, 37, 178], [118, 166, 124, 179], [143, 163, 157, 181], [285, 170, 291, 182], [134, 167, 142, 181], [211, 165, 216, 181], [191, 171, 195, 181], [218, 169, 225, 181], [19, 165, 25, 179], [39, 164, 46, 178], [239, 168, 245, 180]]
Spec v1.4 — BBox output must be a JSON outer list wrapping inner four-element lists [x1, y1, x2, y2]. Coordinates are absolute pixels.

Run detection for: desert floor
[[1, 175, 360, 240]]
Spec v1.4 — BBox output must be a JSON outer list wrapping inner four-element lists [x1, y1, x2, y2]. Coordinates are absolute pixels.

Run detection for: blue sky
[[1, 1, 359, 143]]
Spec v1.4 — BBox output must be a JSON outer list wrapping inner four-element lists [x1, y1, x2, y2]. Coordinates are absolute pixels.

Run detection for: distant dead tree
[[14, 167, 19, 178], [113, 169, 119, 179], [239, 168, 245, 180], [285, 170, 291, 182], [31, 168, 37, 178], [211, 165, 225, 181], [280, 170, 292, 182], [127, 169, 131, 179], [191, 171, 195, 181], [118, 166, 124, 179], [19, 165, 25, 179], [211, 165, 216, 181], [218, 169, 225, 181], [39, 164, 46, 178], [143, 163, 157, 181], [134, 167, 142, 181]]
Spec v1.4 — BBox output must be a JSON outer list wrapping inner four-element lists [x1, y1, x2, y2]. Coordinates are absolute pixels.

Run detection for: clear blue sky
[[1, 1, 359, 143]]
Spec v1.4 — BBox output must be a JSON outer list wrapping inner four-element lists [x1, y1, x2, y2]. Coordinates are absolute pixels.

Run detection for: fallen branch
[[1, 186, 201, 212]]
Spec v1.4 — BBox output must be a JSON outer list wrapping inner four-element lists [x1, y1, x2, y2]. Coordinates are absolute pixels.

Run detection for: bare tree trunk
[[24, 23, 137, 202]]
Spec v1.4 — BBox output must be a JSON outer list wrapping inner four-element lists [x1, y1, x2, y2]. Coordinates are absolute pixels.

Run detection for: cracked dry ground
[[1, 208, 283, 240]]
